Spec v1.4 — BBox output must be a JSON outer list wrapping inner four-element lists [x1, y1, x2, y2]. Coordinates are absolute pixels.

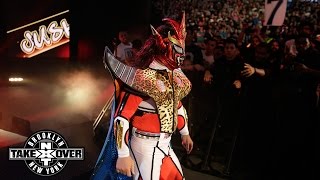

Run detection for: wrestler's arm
[[114, 91, 143, 176], [177, 101, 193, 154]]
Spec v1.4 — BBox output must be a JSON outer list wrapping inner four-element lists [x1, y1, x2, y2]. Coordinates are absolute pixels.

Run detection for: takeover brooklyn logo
[[9, 130, 84, 176]]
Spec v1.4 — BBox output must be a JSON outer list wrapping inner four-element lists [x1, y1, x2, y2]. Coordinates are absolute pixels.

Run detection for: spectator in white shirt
[[115, 31, 132, 64]]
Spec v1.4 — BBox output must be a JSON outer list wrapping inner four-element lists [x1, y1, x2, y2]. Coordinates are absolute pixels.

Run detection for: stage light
[[8, 77, 24, 82]]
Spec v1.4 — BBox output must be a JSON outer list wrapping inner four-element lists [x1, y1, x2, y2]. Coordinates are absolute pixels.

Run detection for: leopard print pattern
[[132, 68, 191, 133]]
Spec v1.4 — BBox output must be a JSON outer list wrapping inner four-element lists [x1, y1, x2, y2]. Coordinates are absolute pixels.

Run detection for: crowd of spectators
[[112, 1, 319, 179], [148, 0, 320, 180], [152, 0, 320, 47]]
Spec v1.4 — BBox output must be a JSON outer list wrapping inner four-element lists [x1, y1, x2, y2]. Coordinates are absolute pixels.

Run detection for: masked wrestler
[[92, 12, 193, 180]]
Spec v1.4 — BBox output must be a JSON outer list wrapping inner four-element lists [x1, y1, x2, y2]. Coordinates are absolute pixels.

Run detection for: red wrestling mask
[[151, 13, 186, 70]]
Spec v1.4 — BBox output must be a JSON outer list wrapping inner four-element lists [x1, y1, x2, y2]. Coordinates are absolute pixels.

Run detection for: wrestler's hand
[[116, 156, 135, 177], [181, 135, 193, 154]]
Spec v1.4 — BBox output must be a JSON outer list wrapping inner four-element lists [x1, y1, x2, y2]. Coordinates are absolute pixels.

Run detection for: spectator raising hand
[[241, 63, 255, 77]]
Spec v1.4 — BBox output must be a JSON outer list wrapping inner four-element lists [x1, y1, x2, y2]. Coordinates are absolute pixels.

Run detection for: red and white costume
[[113, 60, 191, 179], [102, 12, 192, 180]]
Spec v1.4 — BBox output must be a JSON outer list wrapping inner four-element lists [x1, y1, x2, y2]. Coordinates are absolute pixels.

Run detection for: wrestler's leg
[[130, 135, 185, 180], [158, 145, 184, 180], [130, 135, 165, 180]]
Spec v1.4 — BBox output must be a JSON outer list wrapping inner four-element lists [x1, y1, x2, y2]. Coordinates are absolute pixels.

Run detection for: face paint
[[170, 39, 185, 67]]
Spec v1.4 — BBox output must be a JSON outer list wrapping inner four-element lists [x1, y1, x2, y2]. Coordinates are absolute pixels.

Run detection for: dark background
[[0, 0, 158, 61], [69, 0, 154, 60]]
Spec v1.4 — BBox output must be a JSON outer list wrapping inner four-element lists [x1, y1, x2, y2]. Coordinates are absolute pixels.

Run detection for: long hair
[[130, 24, 175, 69]]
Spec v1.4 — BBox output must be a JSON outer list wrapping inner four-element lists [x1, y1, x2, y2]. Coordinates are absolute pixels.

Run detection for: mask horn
[[150, 24, 166, 50], [150, 25, 158, 36], [180, 12, 186, 38]]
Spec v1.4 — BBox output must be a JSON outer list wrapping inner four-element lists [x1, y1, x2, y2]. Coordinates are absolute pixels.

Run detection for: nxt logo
[[9, 130, 84, 176]]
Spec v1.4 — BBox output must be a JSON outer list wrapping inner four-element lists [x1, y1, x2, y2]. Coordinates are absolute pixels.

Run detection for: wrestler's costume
[[92, 13, 191, 180]]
